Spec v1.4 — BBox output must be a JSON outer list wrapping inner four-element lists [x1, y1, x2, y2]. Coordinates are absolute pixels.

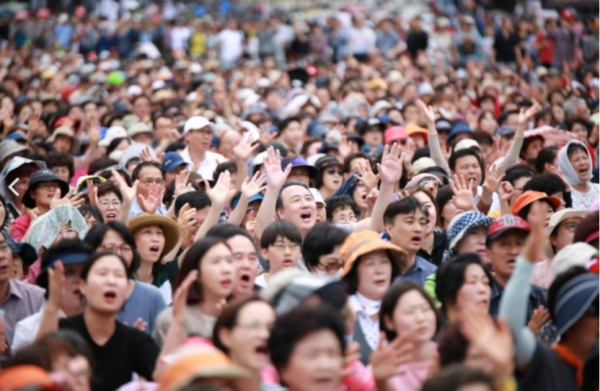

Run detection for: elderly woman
[[23, 204, 88, 284]]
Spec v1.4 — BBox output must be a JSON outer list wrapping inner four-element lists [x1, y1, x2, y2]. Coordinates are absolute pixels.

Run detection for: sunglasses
[[326, 167, 344, 176]]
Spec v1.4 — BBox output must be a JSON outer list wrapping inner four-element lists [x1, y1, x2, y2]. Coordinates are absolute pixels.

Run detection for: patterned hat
[[447, 211, 493, 252]]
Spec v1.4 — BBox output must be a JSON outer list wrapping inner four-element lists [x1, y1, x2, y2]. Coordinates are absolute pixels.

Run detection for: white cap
[[310, 188, 326, 206], [127, 85, 143, 97], [188, 63, 202, 74], [183, 116, 210, 134], [151, 80, 166, 90], [455, 139, 481, 152], [418, 82, 435, 97], [307, 153, 326, 166], [553, 243, 599, 276], [99, 126, 127, 147]]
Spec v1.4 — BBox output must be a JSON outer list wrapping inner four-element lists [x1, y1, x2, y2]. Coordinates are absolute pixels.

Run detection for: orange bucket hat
[[341, 230, 407, 276]]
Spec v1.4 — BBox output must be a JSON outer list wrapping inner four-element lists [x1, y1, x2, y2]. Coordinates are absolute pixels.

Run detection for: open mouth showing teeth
[[106, 213, 116, 219], [301, 212, 311, 220]]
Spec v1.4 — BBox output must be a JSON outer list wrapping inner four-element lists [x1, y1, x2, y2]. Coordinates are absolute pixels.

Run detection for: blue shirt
[[394, 256, 437, 286], [116, 281, 166, 335], [128, 198, 167, 218]]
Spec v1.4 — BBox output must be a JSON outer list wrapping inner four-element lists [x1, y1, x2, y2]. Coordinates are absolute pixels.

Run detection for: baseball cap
[[447, 121, 473, 142], [384, 126, 407, 145], [455, 139, 481, 152], [99, 126, 127, 147], [231, 193, 263, 209], [405, 124, 428, 142], [511, 191, 562, 216], [494, 126, 516, 137], [183, 116, 211, 135], [435, 119, 453, 133], [411, 157, 436, 176], [310, 188, 326, 206], [552, 273, 598, 336], [5, 235, 37, 269], [553, 243, 599, 278], [488, 215, 531, 241], [162, 152, 188, 173]]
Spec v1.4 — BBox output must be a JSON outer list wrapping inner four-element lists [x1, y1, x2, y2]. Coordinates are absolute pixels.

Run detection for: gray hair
[[563, 97, 587, 120]]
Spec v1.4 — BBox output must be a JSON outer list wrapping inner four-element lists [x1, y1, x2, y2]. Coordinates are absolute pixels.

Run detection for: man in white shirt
[[349, 15, 376, 62], [180, 116, 226, 181], [217, 20, 245, 69]]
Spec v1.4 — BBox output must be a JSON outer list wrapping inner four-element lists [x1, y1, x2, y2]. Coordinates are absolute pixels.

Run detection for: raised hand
[[176, 203, 197, 240], [517, 102, 542, 128], [370, 331, 414, 381], [241, 171, 267, 199], [172, 270, 198, 323], [87, 180, 100, 207], [441, 145, 453, 162], [498, 181, 514, 204], [365, 187, 379, 207], [174, 170, 193, 199], [377, 143, 404, 184], [205, 170, 232, 207], [233, 132, 259, 161], [527, 305, 551, 336], [111, 169, 138, 204], [138, 183, 163, 214], [338, 135, 352, 158], [50, 189, 86, 209], [482, 165, 504, 194], [124, 317, 148, 333], [140, 147, 157, 163], [449, 174, 475, 211], [460, 309, 514, 383], [258, 122, 278, 147], [523, 201, 547, 262], [47, 261, 65, 311], [416, 99, 436, 125], [264, 146, 291, 189], [353, 160, 380, 191], [28, 207, 40, 223]]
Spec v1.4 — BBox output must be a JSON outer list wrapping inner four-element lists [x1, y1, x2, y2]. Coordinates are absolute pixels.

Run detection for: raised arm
[[417, 99, 451, 175], [36, 262, 64, 341], [232, 132, 260, 192], [112, 170, 137, 223], [354, 143, 404, 233], [499, 102, 542, 174], [499, 201, 547, 368], [194, 171, 231, 242], [254, 147, 291, 240], [227, 171, 266, 227]]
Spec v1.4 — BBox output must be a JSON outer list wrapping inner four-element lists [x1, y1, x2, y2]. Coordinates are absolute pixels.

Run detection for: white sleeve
[[11, 319, 37, 353]]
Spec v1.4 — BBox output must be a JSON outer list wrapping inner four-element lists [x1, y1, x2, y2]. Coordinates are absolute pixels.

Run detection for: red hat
[[511, 191, 562, 216], [36, 8, 51, 19], [384, 126, 407, 145], [561, 9, 575, 20], [405, 123, 429, 142], [488, 215, 531, 241], [0, 365, 65, 391]]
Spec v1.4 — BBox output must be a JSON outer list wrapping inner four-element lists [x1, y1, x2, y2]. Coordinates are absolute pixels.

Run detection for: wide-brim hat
[[128, 214, 180, 257], [447, 211, 494, 252], [553, 273, 598, 336], [47, 126, 80, 154], [22, 169, 70, 209], [341, 230, 407, 276]]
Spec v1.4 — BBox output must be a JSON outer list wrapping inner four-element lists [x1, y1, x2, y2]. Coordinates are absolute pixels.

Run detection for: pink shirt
[[386, 362, 430, 391], [532, 259, 555, 289]]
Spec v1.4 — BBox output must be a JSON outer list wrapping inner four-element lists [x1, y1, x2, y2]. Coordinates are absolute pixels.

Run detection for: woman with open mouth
[[128, 213, 180, 305], [36, 251, 160, 391], [85, 221, 167, 335], [558, 140, 599, 210], [213, 295, 278, 391], [341, 230, 407, 365], [315, 155, 345, 200], [152, 237, 235, 347]]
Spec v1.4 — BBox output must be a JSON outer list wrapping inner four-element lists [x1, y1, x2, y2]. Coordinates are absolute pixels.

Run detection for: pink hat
[[384, 126, 407, 145]]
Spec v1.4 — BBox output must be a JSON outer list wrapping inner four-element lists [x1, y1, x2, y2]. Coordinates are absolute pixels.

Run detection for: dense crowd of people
[[0, 1, 598, 391]]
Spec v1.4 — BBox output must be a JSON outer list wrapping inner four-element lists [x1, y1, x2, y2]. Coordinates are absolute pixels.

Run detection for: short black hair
[[547, 266, 591, 328], [421, 365, 495, 391], [96, 183, 123, 202], [47, 151, 74, 180], [343, 152, 371, 174], [88, 157, 118, 176], [162, 177, 201, 209], [412, 146, 431, 163], [165, 142, 186, 153], [131, 161, 161, 182], [568, 117, 591, 138], [435, 253, 493, 315], [380, 280, 442, 341], [448, 148, 484, 177], [325, 195, 359, 221], [213, 161, 237, 182], [275, 181, 312, 211], [268, 304, 346, 372], [437, 322, 469, 367], [84, 222, 140, 277], [174, 191, 211, 217], [277, 116, 301, 133], [301, 223, 349, 268], [522, 173, 565, 196], [435, 185, 454, 226], [383, 196, 428, 226], [497, 109, 519, 126], [504, 167, 534, 188], [37, 239, 94, 295], [260, 220, 302, 249], [535, 146, 559, 174], [78, 205, 104, 224]]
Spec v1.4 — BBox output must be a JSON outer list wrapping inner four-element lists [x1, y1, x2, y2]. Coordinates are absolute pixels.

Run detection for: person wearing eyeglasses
[[255, 220, 302, 288], [301, 222, 348, 277], [532, 209, 589, 289], [12, 169, 72, 241], [315, 155, 344, 200], [180, 116, 225, 181], [129, 161, 167, 217], [85, 222, 167, 335]]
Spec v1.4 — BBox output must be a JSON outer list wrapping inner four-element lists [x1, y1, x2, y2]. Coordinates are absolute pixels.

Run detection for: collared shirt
[[0, 279, 45, 353], [416, 230, 448, 267], [12, 305, 67, 353], [349, 294, 380, 351], [489, 277, 556, 343], [128, 198, 167, 218], [395, 256, 438, 286], [180, 146, 226, 181]]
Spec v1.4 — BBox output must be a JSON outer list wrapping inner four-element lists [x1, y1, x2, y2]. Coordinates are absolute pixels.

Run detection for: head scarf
[[24, 205, 88, 252], [558, 140, 592, 186]]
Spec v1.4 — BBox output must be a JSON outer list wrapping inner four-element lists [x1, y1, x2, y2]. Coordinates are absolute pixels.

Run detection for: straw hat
[[341, 230, 407, 276], [128, 214, 180, 257]]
